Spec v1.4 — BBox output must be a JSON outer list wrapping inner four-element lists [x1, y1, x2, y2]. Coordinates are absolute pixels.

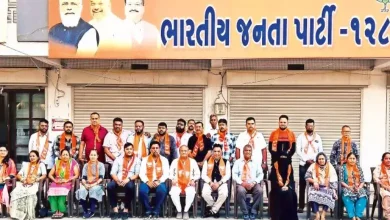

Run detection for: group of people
[[1, 111, 390, 220]]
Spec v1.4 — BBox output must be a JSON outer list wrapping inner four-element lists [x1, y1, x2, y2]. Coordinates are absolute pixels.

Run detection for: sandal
[[58, 212, 64, 219], [51, 213, 59, 219]]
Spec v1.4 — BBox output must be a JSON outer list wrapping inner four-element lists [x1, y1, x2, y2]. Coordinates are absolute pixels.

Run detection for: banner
[[48, 0, 390, 59]]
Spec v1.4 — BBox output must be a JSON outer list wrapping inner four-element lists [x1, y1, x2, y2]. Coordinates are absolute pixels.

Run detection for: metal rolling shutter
[[388, 89, 390, 151], [229, 87, 362, 181], [73, 87, 204, 136]]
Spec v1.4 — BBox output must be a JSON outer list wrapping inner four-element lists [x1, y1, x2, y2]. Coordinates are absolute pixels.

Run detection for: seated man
[[232, 145, 263, 220], [201, 144, 231, 218], [169, 145, 200, 220], [107, 143, 141, 220], [139, 141, 170, 218]]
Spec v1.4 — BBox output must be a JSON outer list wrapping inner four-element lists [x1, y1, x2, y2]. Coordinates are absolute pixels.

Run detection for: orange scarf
[[314, 162, 330, 186], [26, 161, 40, 184], [274, 161, 292, 187], [218, 130, 229, 152], [133, 134, 147, 158], [304, 132, 317, 154], [113, 130, 123, 151], [190, 134, 204, 158], [59, 133, 77, 156], [155, 133, 171, 156], [207, 156, 226, 179], [380, 162, 390, 187], [91, 125, 101, 148], [87, 161, 99, 183], [270, 128, 295, 152], [340, 136, 352, 164], [175, 133, 184, 148], [177, 157, 191, 193], [248, 131, 257, 148], [122, 155, 135, 180], [346, 163, 360, 186], [37, 132, 50, 160], [146, 154, 163, 182], [241, 160, 251, 182], [55, 159, 71, 180]]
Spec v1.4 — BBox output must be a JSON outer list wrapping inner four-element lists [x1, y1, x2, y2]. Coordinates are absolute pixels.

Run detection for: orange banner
[[49, 0, 390, 59]]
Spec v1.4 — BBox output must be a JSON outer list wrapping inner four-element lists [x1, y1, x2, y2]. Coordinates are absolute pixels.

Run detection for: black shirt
[[210, 158, 227, 182], [188, 134, 212, 162]]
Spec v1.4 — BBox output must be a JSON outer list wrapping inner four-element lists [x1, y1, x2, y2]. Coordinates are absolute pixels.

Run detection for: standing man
[[28, 118, 55, 170], [152, 122, 177, 164], [330, 125, 359, 171], [169, 145, 200, 220], [188, 122, 212, 170], [206, 114, 218, 138], [103, 117, 133, 165], [126, 120, 152, 160], [236, 117, 268, 173], [53, 121, 80, 159], [296, 119, 323, 213], [186, 119, 196, 135], [79, 112, 108, 164], [139, 141, 170, 219], [211, 119, 236, 164], [201, 144, 231, 217], [108, 143, 140, 220], [171, 119, 192, 156], [232, 145, 263, 220]]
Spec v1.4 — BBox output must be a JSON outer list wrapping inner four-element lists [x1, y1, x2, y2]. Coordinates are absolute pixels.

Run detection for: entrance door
[[0, 93, 8, 147]]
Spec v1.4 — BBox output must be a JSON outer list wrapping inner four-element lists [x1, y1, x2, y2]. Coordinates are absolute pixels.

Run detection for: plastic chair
[[305, 181, 337, 220], [44, 178, 75, 217], [233, 180, 265, 219], [167, 179, 199, 218], [200, 179, 231, 218]]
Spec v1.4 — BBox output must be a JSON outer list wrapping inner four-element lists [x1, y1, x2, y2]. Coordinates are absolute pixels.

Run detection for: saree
[[0, 159, 16, 207]]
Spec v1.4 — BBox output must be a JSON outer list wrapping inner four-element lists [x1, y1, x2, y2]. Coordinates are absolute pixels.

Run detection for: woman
[[47, 149, 79, 219], [340, 152, 367, 220], [0, 146, 17, 213], [10, 150, 47, 220], [373, 152, 390, 219], [76, 150, 105, 219], [305, 152, 338, 220]]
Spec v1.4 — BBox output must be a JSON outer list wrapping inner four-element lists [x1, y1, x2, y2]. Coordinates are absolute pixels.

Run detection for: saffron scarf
[[146, 154, 163, 182], [0, 160, 16, 182], [344, 163, 361, 187], [113, 130, 123, 151], [87, 161, 99, 183], [133, 134, 147, 157], [340, 136, 352, 164], [314, 162, 330, 186], [380, 162, 390, 187], [175, 133, 183, 148], [190, 134, 204, 158], [304, 132, 317, 154], [59, 133, 77, 156], [248, 131, 257, 148], [241, 160, 251, 182], [26, 161, 40, 184], [177, 157, 191, 193], [207, 156, 226, 179], [91, 125, 101, 148], [37, 132, 50, 160], [274, 161, 292, 187], [122, 155, 135, 180], [55, 159, 71, 180], [155, 133, 171, 156], [218, 130, 229, 152], [270, 128, 295, 152]]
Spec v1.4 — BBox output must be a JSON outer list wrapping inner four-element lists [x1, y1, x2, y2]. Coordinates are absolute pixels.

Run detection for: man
[[232, 145, 263, 220], [28, 118, 55, 170], [206, 114, 218, 138], [211, 119, 236, 164], [169, 145, 200, 220], [79, 112, 108, 164], [123, 0, 161, 49], [330, 125, 359, 171], [152, 122, 177, 163], [49, 0, 99, 56], [296, 119, 323, 213], [103, 118, 133, 165], [139, 141, 170, 219], [53, 121, 80, 159], [126, 120, 152, 160], [171, 119, 192, 156], [89, 0, 123, 48], [236, 117, 267, 173], [186, 119, 195, 135], [108, 143, 141, 220], [188, 122, 212, 170], [201, 144, 231, 218]]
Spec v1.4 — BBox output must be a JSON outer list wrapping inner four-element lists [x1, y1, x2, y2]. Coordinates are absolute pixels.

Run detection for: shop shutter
[[228, 87, 362, 180], [73, 87, 204, 136]]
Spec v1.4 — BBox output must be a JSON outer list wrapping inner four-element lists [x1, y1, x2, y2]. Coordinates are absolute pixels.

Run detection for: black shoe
[[204, 210, 214, 218], [213, 212, 220, 218], [297, 208, 304, 213], [121, 212, 129, 220], [111, 212, 119, 220]]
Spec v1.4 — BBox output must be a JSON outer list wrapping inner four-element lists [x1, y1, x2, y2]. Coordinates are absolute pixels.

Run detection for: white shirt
[[126, 133, 152, 160], [139, 155, 170, 183], [110, 155, 141, 181], [296, 132, 323, 166], [201, 159, 231, 184], [28, 132, 55, 169], [236, 131, 267, 162], [205, 127, 218, 137], [103, 129, 133, 164], [170, 132, 192, 156], [169, 157, 200, 181]]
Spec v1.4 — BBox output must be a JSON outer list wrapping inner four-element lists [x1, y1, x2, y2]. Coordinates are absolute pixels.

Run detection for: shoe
[[297, 208, 304, 213], [183, 212, 189, 220], [121, 212, 129, 220], [249, 213, 256, 220], [176, 212, 182, 219], [111, 212, 119, 220], [243, 214, 250, 220], [213, 211, 220, 218], [204, 210, 214, 218], [87, 211, 95, 218], [83, 212, 89, 219]]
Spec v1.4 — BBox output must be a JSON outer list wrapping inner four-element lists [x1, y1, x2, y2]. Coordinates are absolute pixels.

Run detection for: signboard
[[48, 0, 390, 59], [0, 0, 8, 43], [52, 118, 68, 131]]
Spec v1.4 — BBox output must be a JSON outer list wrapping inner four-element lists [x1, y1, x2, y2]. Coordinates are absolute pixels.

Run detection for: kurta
[[75, 162, 105, 202], [47, 159, 78, 196]]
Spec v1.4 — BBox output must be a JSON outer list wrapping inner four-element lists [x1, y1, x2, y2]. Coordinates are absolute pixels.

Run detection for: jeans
[[139, 182, 167, 215], [107, 181, 135, 209]]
